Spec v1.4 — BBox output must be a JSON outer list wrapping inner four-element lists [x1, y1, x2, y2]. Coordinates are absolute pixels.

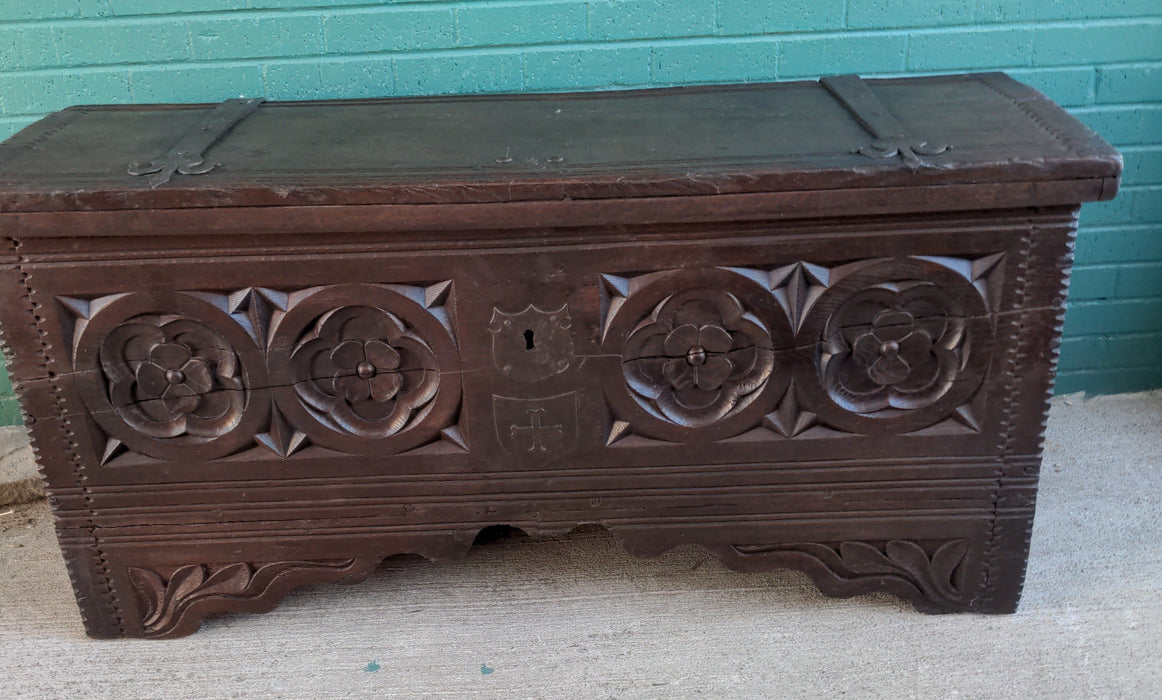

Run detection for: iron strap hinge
[[127, 97, 265, 189], [821, 74, 950, 169]]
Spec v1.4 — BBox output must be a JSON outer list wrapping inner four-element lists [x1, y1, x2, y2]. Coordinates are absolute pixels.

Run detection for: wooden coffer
[[0, 73, 1121, 638]]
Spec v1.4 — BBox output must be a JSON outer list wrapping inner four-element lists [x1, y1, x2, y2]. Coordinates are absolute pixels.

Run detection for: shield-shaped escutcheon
[[487, 304, 573, 383]]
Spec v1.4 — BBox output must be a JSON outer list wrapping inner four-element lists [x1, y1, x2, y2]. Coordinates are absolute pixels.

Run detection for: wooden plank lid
[[0, 72, 1121, 214]]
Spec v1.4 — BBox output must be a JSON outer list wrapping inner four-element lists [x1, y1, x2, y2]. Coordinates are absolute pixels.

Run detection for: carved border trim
[[7, 235, 125, 636], [979, 228, 1034, 607], [117, 532, 974, 637], [975, 74, 1076, 154]]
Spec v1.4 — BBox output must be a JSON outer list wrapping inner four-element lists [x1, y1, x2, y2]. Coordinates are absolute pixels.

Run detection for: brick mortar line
[[1079, 224, 1162, 234], [1, 58, 1157, 89], [1, 101, 1155, 128], [1074, 261, 1162, 269], [6, 54, 1162, 85], [1071, 103, 1162, 113], [3, 7, 1161, 31], [1064, 330, 1162, 339], [0, 1, 463, 27], [2, 19, 1161, 77], [4, 35, 777, 77], [9, 60, 1160, 83], [1058, 367, 1162, 377], [1070, 295, 1162, 305]]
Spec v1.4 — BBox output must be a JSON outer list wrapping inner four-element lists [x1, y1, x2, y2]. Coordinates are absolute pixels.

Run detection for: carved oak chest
[[0, 73, 1120, 638]]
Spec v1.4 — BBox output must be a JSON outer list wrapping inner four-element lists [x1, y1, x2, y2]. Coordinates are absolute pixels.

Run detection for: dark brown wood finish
[[0, 73, 1120, 638]]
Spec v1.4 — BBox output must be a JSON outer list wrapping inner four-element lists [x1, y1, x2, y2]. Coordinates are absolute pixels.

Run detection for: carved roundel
[[267, 284, 460, 455], [72, 291, 270, 461], [602, 267, 793, 443], [796, 257, 995, 434]]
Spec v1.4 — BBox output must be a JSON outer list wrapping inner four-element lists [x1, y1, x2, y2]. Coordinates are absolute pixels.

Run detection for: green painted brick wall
[[1, 1, 1160, 424]]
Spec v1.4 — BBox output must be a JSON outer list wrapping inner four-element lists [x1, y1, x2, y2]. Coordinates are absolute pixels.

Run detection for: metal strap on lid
[[127, 97, 265, 189], [821, 74, 950, 168]]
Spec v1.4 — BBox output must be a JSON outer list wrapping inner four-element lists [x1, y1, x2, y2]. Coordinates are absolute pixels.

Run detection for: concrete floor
[[0, 426, 42, 508], [1, 392, 1160, 698]]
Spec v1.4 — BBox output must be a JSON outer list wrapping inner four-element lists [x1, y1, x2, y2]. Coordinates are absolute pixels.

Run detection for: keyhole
[[524, 329, 535, 350]]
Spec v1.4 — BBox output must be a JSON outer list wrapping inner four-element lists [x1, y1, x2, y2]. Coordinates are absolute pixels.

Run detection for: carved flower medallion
[[69, 290, 271, 463], [821, 282, 966, 414], [100, 316, 246, 440], [289, 305, 440, 438], [622, 288, 776, 429]]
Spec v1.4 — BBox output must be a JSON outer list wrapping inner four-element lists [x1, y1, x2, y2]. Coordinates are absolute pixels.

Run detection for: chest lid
[[0, 72, 1120, 214]]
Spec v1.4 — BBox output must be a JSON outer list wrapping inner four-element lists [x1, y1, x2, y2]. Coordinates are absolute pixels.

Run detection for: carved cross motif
[[510, 408, 563, 453], [492, 393, 578, 456]]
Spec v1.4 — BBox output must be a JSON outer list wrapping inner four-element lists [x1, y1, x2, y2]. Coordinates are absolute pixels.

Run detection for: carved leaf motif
[[838, 539, 967, 602], [733, 538, 969, 603], [928, 539, 970, 600], [197, 562, 253, 597], [127, 567, 165, 628], [156, 565, 206, 629], [128, 559, 355, 636], [837, 541, 897, 575], [884, 540, 939, 592]]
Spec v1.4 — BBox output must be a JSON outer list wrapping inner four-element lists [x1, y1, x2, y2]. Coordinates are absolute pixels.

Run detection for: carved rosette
[[70, 292, 270, 461], [290, 306, 439, 438], [101, 318, 244, 439], [68, 283, 461, 463], [268, 283, 461, 455], [795, 257, 997, 435], [823, 283, 966, 413], [601, 268, 793, 442], [624, 290, 775, 427]]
